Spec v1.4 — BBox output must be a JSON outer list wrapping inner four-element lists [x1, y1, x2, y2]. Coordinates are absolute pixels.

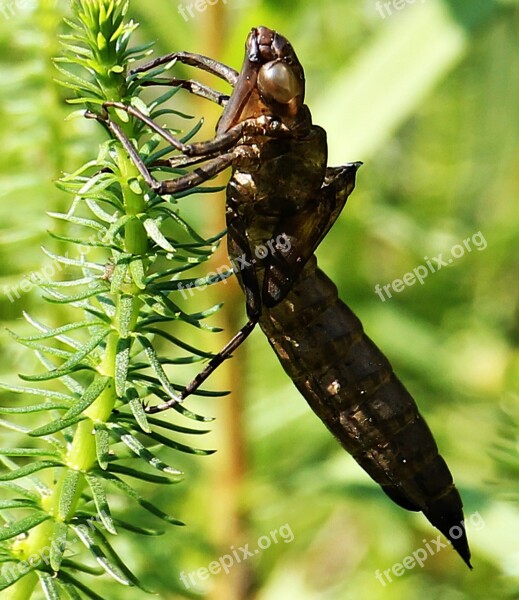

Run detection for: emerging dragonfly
[[92, 26, 471, 567]]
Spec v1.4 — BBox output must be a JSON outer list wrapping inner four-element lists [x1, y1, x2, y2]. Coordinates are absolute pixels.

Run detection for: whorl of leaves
[[0, 1, 222, 597]]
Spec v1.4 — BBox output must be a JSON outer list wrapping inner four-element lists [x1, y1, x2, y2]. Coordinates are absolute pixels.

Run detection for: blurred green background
[[1, 0, 518, 598]]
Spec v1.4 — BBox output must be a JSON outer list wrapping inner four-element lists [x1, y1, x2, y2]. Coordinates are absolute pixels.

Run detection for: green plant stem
[[0, 3, 220, 596], [5, 65, 147, 600]]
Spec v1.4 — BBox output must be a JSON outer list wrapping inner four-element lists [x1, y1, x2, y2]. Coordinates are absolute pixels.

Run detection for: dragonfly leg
[[145, 317, 258, 413], [184, 115, 289, 157], [86, 110, 244, 194], [102, 100, 221, 156], [104, 102, 264, 154], [153, 151, 224, 169], [130, 51, 238, 86], [157, 151, 238, 194], [100, 100, 246, 159], [102, 101, 189, 153], [144, 180, 264, 413], [138, 78, 230, 107], [101, 101, 287, 158], [146, 221, 263, 412]]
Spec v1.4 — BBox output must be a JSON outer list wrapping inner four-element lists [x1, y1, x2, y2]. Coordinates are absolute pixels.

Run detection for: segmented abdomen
[[258, 254, 471, 566]]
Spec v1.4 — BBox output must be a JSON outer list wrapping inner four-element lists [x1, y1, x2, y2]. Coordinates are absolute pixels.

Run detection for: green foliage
[[0, 2, 221, 598], [0, 1, 518, 599]]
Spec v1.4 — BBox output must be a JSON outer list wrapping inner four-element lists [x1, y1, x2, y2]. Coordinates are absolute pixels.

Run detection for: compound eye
[[257, 61, 302, 104]]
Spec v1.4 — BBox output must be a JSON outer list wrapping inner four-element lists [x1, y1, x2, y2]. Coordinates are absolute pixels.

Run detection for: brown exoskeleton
[[90, 26, 472, 568]]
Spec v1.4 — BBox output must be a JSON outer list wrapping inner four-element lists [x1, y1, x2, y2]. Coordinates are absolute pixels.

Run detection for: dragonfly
[[91, 25, 472, 568]]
